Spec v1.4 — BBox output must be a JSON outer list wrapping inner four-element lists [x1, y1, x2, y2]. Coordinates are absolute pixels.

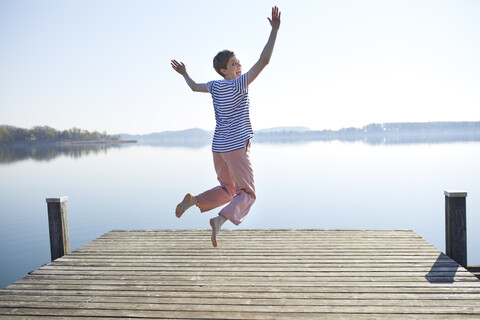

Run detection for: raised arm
[[247, 6, 281, 85], [171, 60, 208, 93]]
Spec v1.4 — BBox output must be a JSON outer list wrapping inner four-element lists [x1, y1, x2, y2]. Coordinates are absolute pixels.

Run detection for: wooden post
[[46, 196, 70, 261], [444, 190, 467, 267]]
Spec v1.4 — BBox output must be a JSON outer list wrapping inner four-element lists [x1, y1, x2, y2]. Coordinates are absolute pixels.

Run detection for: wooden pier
[[1, 229, 480, 319]]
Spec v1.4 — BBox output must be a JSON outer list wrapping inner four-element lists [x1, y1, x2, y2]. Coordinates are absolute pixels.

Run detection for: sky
[[1, 0, 479, 134]]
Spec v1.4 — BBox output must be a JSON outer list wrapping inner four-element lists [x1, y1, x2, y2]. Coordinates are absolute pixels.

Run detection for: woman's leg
[[218, 140, 256, 226], [176, 151, 237, 217], [195, 152, 236, 212]]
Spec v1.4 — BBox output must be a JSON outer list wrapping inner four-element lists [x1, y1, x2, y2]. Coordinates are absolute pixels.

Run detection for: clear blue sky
[[1, 0, 479, 134]]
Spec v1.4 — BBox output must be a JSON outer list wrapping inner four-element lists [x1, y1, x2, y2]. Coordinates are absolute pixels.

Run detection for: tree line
[[0, 125, 120, 144], [254, 121, 480, 144]]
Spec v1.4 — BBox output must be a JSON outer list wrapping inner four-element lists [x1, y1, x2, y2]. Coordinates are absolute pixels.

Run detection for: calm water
[[1, 141, 479, 289]]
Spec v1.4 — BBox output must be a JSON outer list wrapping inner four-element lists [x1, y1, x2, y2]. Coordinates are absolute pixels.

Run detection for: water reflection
[[0, 143, 134, 164]]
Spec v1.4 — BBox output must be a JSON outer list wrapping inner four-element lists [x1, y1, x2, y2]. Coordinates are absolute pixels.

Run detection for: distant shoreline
[[2, 121, 480, 146], [56, 140, 137, 146], [120, 121, 480, 146], [0, 140, 137, 146], [0, 125, 131, 145]]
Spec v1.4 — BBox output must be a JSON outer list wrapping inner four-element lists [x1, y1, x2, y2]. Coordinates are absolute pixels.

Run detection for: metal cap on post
[[46, 196, 70, 261], [444, 190, 467, 267]]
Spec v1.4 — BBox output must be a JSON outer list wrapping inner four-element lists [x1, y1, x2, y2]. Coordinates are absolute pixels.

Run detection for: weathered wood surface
[[445, 190, 468, 267], [46, 197, 70, 261], [1, 229, 480, 319], [468, 266, 480, 280]]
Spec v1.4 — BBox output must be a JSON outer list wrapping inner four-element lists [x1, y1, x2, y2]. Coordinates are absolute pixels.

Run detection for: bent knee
[[222, 186, 236, 199]]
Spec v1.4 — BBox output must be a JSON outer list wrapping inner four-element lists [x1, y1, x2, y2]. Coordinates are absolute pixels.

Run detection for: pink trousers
[[196, 140, 256, 225]]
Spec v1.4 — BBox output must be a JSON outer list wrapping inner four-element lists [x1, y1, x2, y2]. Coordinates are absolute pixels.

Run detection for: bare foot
[[175, 193, 196, 218], [209, 216, 227, 248]]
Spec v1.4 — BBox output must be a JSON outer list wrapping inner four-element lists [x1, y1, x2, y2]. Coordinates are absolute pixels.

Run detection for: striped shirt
[[206, 73, 253, 153]]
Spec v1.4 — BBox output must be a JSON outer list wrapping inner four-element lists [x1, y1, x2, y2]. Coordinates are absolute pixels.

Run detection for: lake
[[1, 140, 479, 289]]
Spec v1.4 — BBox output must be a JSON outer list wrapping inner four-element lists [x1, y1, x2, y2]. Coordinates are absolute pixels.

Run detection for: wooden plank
[[2, 293, 480, 307], [1, 229, 480, 320], [1, 309, 479, 320], [1, 299, 480, 314], [2, 289, 480, 301]]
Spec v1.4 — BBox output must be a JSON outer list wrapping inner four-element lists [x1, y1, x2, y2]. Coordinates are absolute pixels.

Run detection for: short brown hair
[[213, 50, 235, 77]]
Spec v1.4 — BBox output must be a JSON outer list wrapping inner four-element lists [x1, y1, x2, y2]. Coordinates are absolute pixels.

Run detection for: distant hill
[[120, 126, 312, 147], [256, 126, 310, 133], [121, 128, 209, 140], [121, 128, 211, 148]]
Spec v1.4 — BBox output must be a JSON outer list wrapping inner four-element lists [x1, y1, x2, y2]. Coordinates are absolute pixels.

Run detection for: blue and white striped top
[[206, 73, 253, 153]]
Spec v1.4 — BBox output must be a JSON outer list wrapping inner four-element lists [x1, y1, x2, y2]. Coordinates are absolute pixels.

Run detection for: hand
[[171, 59, 187, 75], [267, 6, 281, 30]]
